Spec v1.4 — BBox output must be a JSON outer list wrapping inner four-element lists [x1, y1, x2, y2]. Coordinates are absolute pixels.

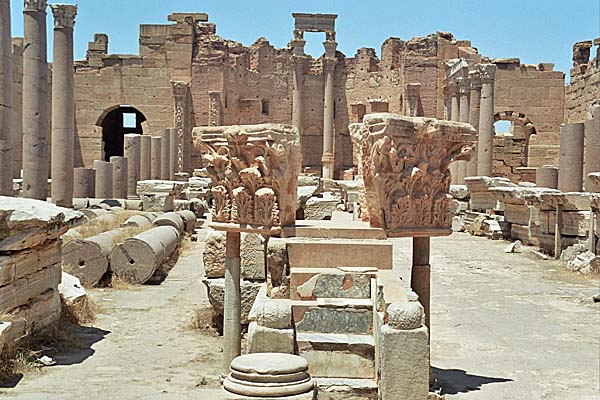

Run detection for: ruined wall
[[566, 39, 600, 123]]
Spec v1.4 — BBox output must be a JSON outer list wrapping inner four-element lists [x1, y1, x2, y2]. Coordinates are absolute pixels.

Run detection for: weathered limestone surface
[[584, 105, 600, 190], [0, 0, 13, 196], [247, 322, 294, 354], [93, 160, 113, 199], [110, 156, 128, 199], [150, 136, 162, 180], [203, 277, 262, 324], [140, 135, 152, 181], [203, 230, 266, 280], [73, 167, 95, 198], [124, 134, 141, 197], [558, 123, 585, 192]]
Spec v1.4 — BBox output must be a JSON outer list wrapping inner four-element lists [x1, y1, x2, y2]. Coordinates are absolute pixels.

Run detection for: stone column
[[412, 237, 431, 330], [169, 128, 178, 180], [11, 38, 24, 180], [171, 81, 189, 173], [456, 77, 470, 184], [110, 156, 127, 199], [584, 105, 600, 190], [208, 91, 221, 127], [321, 40, 337, 180], [0, 0, 13, 195], [22, 0, 49, 200], [123, 134, 140, 197], [93, 160, 113, 199], [73, 167, 94, 198], [405, 83, 421, 117], [160, 128, 170, 180], [558, 123, 585, 192], [291, 35, 305, 136], [223, 231, 241, 376], [50, 4, 77, 207], [139, 135, 151, 181], [150, 136, 161, 180], [466, 71, 481, 177], [449, 81, 460, 183], [477, 64, 496, 177], [536, 165, 558, 189]]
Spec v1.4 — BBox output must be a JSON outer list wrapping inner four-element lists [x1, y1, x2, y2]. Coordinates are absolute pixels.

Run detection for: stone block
[[247, 322, 294, 354], [303, 196, 339, 220], [0, 262, 62, 312], [203, 231, 266, 280], [286, 239, 393, 269], [450, 184, 469, 200], [142, 193, 175, 212], [315, 378, 378, 400], [290, 268, 372, 300], [203, 278, 262, 324], [503, 203, 530, 226], [294, 304, 372, 335]]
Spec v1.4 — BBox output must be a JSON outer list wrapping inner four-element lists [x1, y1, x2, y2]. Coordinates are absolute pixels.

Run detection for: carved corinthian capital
[[171, 80, 189, 98], [24, 0, 46, 12], [50, 4, 77, 29], [193, 123, 301, 233], [357, 114, 476, 237]]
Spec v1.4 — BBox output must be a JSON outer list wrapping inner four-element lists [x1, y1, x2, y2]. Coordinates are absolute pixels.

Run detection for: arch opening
[[98, 105, 147, 161]]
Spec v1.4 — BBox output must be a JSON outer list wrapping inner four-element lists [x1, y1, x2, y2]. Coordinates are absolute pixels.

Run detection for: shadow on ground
[[432, 366, 513, 395], [53, 325, 110, 366]]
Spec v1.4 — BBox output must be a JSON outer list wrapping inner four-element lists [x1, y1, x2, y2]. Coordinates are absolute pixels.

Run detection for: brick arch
[[493, 111, 537, 136]]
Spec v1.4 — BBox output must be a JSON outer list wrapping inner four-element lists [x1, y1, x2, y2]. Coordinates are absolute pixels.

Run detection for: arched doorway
[[97, 105, 147, 161], [493, 111, 537, 180]]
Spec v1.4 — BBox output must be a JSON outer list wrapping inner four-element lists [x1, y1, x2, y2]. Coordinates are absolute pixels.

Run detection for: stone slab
[[286, 239, 392, 269], [294, 305, 372, 335], [247, 322, 294, 354], [290, 268, 372, 300]]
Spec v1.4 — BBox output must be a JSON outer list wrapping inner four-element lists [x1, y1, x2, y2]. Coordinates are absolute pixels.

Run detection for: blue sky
[[8, 0, 600, 79]]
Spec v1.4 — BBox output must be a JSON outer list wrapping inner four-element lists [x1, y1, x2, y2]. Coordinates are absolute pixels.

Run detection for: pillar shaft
[[0, 0, 13, 195], [50, 4, 77, 207], [449, 82, 460, 183], [123, 134, 140, 197], [558, 123, 585, 192], [160, 129, 170, 180], [150, 136, 161, 180], [456, 78, 470, 184], [11, 38, 23, 180], [412, 237, 431, 330], [536, 165, 558, 189], [73, 167, 94, 198], [169, 128, 178, 181], [140, 135, 151, 181], [223, 231, 241, 375], [467, 75, 481, 177], [292, 61, 304, 134], [584, 106, 600, 190], [93, 160, 113, 199], [110, 156, 127, 199], [477, 64, 496, 177], [322, 61, 335, 179], [22, 0, 49, 200]]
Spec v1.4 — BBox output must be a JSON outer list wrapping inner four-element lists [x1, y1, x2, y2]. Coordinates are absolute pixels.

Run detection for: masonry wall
[[566, 40, 600, 123]]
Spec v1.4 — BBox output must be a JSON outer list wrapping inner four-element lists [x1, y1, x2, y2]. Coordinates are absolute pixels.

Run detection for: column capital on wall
[[50, 4, 77, 29], [479, 63, 497, 82], [468, 70, 482, 90], [171, 80, 189, 98], [24, 0, 46, 13]]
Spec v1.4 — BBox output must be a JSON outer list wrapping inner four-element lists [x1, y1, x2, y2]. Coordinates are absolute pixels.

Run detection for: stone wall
[[566, 39, 600, 123]]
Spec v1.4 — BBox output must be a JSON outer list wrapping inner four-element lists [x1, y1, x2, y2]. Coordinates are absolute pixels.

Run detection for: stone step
[[315, 377, 378, 400], [297, 332, 375, 379], [286, 238, 392, 269], [292, 299, 373, 335], [289, 267, 376, 301]]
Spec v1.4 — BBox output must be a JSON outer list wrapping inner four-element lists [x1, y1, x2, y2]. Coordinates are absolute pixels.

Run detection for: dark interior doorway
[[100, 106, 147, 161]]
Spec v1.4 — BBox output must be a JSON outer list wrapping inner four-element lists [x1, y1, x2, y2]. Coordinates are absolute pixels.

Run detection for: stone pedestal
[[558, 123, 584, 192], [50, 4, 77, 207], [140, 135, 151, 181], [0, 0, 13, 196], [536, 165, 559, 189], [93, 160, 113, 199], [477, 64, 496, 177], [110, 156, 127, 199], [123, 134, 140, 197], [150, 136, 161, 180], [22, 0, 49, 200], [169, 127, 178, 181], [584, 105, 600, 190], [73, 167, 94, 198], [467, 71, 481, 177], [159, 128, 170, 180]]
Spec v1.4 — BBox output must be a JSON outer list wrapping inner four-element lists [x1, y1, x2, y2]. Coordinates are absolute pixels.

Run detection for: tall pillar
[[50, 4, 77, 207], [110, 156, 127, 199], [123, 133, 140, 198], [405, 83, 421, 117], [466, 71, 481, 177], [160, 128, 170, 180], [477, 64, 496, 177], [584, 105, 600, 190], [169, 128, 178, 181], [449, 81, 460, 183], [321, 37, 337, 180], [291, 33, 306, 137], [73, 167, 94, 198], [140, 135, 151, 181], [11, 38, 24, 180], [456, 77, 470, 184], [93, 160, 113, 199], [150, 136, 161, 180], [22, 0, 49, 200], [0, 0, 13, 195], [171, 81, 189, 173], [558, 123, 585, 192], [223, 231, 241, 375]]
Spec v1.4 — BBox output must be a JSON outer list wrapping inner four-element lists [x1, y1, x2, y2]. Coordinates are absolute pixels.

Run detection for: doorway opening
[[98, 105, 146, 161]]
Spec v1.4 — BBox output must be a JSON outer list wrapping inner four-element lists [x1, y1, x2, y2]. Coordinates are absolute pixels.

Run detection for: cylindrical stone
[[0, 0, 13, 196], [292, 62, 303, 135], [93, 160, 113, 199], [558, 123, 585, 192], [150, 136, 161, 180], [412, 237, 431, 331], [477, 64, 496, 177], [153, 212, 185, 233], [467, 79, 481, 177], [160, 129, 170, 180], [140, 135, 151, 181], [110, 156, 128, 199], [50, 5, 77, 207], [584, 106, 600, 190], [22, 0, 49, 200], [169, 128, 178, 180], [120, 214, 153, 229], [176, 210, 197, 233], [456, 80, 469, 184], [449, 83, 460, 184], [536, 165, 559, 189], [124, 134, 140, 197], [223, 231, 242, 375], [321, 62, 335, 179], [73, 167, 95, 198]]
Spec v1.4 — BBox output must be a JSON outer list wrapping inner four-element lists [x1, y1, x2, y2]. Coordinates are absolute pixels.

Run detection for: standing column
[[110, 156, 127, 199], [321, 36, 337, 180], [73, 167, 94, 198], [140, 135, 151, 181], [160, 128, 170, 180], [93, 160, 113, 199], [477, 64, 496, 177], [171, 81, 189, 173], [558, 123, 585, 192], [456, 77, 470, 184], [0, 0, 13, 195], [169, 128, 178, 181], [150, 136, 161, 180], [11, 38, 24, 180], [449, 81, 460, 184], [412, 237, 431, 331], [584, 105, 600, 190], [467, 71, 481, 177], [222, 231, 241, 376], [50, 4, 77, 207], [123, 134, 140, 197], [405, 83, 421, 117], [22, 0, 49, 200], [536, 165, 559, 189], [291, 32, 306, 136]]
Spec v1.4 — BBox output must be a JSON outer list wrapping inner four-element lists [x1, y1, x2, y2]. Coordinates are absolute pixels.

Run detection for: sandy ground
[[1, 231, 598, 399]]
